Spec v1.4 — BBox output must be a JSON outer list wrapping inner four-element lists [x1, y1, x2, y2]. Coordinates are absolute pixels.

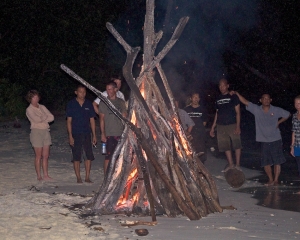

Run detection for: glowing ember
[[128, 168, 138, 181]]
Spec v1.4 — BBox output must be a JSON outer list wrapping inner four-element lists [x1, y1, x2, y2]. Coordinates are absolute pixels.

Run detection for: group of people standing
[[26, 77, 126, 183], [25, 77, 300, 186], [209, 78, 300, 186], [177, 78, 300, 186]]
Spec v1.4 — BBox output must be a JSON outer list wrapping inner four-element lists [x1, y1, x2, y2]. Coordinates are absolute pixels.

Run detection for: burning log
[[61, 0, 222, 220]]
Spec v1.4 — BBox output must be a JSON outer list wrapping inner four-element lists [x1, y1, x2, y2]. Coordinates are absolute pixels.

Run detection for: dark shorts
[[106, 136, 120, 161], [71, 133, 94, 162], [260, 140, 286, 167], [191, 128, 206, 153], [217, 124, 242, 152]]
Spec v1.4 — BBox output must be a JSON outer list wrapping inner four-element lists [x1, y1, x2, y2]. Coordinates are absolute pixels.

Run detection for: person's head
[[26, 90, 40, 104], [294, 95, 300, 111], [75, 85, 86, 100], [106, 81, 117, 99], [174, 100, 179, 109], [259, 94, 272, 107], [218, 78, 229, 95], [111, 77, 122, 91], [190, 92, 200, 106]]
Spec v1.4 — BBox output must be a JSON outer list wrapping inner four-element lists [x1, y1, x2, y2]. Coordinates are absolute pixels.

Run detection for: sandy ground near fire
[[0, 116, 299, 240]]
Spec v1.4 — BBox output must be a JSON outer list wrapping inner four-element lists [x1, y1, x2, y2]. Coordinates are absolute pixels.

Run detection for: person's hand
[[185, 132, 193, 141], [229, 90, 236, 96], [210, 129, 215, 137], [101, 133, 106, 143], [276, 121, 281, 128], [234, 127, 241, 135], [290, 147, 295, 157], [92, 136, 97, 146], [69, 136, 74, 146]]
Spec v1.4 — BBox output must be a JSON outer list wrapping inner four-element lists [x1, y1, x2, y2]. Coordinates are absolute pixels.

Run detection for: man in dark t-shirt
[[66, 85, 97, 183], [210, 79, 242, 172], [185, 93, 208, 162]]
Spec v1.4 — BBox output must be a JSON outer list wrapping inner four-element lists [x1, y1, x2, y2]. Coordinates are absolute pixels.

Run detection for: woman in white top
[[26, 90, 54, 181]]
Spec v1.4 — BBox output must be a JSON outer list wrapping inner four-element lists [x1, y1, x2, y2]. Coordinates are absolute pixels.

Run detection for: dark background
[[1, 0, 299, 118]]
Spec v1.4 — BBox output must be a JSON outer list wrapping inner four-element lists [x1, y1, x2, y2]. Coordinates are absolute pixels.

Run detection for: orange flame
[[116, 168, 138, 206], [140, 81, 145, 99], [132, 192, 139, 203], [173, 117, 193, 156], [131, 110, 137, 125], [140, 88, 145, 98], [128, 168, 138, 181]]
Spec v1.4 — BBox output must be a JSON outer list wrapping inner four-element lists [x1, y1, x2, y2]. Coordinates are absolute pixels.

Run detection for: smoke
[[106, 0, 258, 97], [156, 0, 258, 95]]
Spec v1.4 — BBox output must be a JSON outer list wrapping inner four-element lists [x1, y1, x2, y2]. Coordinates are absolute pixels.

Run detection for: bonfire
[[61, 0, 223, 221]]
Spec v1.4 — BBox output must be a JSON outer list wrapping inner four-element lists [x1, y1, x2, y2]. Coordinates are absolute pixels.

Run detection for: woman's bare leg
[[42, 145, 52, 180], [33, 147, 43, 180]]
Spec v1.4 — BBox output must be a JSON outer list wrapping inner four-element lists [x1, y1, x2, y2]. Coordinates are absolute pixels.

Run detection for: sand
[[0, 116, 299, 240]]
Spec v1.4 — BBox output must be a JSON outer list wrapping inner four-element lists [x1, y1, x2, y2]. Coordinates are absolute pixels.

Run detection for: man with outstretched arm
[[210, 78, 242, 172], [233, 91, 290, 186]]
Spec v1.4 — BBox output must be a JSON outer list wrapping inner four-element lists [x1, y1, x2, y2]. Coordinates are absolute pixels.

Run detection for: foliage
[[0, 80, 27, 118]]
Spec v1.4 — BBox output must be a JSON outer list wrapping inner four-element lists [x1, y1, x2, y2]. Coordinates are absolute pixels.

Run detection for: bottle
[[101, 142, 107, 155]]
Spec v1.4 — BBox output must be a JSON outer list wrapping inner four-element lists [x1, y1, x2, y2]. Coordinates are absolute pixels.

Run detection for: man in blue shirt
[[233, 91, 290, 186], [66, 85, 97, 183]]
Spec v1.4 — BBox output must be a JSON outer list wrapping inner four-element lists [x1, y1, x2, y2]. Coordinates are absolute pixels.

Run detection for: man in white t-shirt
[[93, 77, 125, 114]]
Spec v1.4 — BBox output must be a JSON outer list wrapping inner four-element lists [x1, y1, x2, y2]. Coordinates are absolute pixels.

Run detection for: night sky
[[1, 0, 299, 111]]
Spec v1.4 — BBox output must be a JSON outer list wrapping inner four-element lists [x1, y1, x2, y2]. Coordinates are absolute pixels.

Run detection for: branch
[[60, 64, 125, 123], [156, 63, 176, 112], [106, 22, 132, 53], [137, 16, 189, 85], [149, 17, 189, 70], [151, 30, 163, 57], [105, 22, 160, 131], [143, 0, 155, 67], [122, 47, 160, 131]]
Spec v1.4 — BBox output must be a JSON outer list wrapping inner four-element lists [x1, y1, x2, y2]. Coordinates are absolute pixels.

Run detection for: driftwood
[[61, 0, 222, 220]]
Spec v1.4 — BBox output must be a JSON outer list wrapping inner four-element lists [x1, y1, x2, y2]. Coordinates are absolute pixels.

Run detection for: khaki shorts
[[30, 129, 52, 147], [217, 124, 242, 152]]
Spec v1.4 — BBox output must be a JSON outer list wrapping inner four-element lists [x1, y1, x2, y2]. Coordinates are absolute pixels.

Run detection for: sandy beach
[[0, 116, 299, 240]]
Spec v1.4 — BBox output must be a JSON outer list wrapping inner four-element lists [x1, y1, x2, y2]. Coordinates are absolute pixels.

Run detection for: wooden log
[[135, 144, 156, 221], [85, 128, 129, 209], [223, 165, 245, 188], [143, 0, 155, 68], [136, 16, 189, 86], [194, 158, 223, 213], [147, 161, 182, 217], [134, 128, 200, 220], [173, 161, 199, 215]]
